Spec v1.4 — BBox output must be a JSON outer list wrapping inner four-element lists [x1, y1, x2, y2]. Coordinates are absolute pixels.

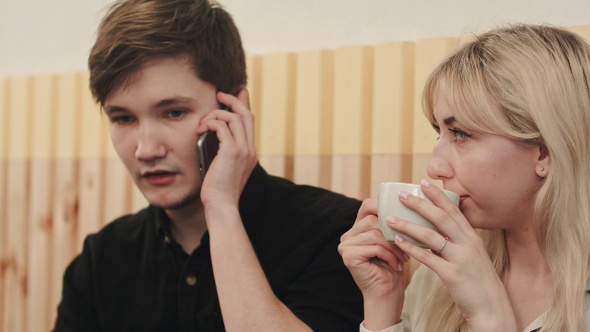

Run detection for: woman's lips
[[458, 195, 469, 209]]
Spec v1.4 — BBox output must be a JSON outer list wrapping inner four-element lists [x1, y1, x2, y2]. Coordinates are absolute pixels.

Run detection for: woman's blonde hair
[[421, 24, 590, 331]]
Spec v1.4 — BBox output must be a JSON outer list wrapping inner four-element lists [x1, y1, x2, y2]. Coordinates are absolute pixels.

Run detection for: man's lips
[[141, 170, 177, 185]]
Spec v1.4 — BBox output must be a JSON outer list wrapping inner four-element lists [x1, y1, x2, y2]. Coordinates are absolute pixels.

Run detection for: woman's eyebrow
[[443, 116, 456, 126]]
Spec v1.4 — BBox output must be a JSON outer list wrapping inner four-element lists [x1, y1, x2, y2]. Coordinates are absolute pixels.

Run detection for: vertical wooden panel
[[331, 45, 373, 199], [246, 55, 263, 154], [3, 76, 31, 332], [292, 49, 334, 189], [76, 71, 105, 252], [0, 78, 8, 332], [411, 38, 460, 184], [257, 52, 296, 179], [26, 74, 56, 332], [370, 41, 415, 197], [50, 72, 81, 317]]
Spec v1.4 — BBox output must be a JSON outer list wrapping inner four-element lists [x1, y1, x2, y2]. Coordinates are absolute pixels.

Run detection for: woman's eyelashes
[[448, 127, 472, 143], [431, 124, 472, 143]]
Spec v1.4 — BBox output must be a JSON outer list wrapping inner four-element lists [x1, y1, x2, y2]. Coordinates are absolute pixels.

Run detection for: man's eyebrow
[[154, 96, 193, 108], [104, 105, 127, 114], [104, 96, 195, 114]]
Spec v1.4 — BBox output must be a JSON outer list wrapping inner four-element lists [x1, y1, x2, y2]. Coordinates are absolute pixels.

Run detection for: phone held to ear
[[197, 103, 231, 180]]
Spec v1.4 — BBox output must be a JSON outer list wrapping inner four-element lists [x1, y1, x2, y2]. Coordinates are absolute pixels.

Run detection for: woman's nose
[[426, 140, 454, 180]]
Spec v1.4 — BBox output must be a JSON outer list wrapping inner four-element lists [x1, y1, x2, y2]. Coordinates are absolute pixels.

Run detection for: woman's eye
[[432, 124, 441, 134], [432, 124, 441, 140], [448, 128, 471, 143]]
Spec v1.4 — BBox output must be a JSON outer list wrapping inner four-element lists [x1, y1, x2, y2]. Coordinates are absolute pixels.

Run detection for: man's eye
[[112, 116, 133, 124], [167, 110, 186, 118]]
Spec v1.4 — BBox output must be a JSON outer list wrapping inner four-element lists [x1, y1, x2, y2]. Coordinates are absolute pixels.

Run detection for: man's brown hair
[[89, 0, 246, 106]]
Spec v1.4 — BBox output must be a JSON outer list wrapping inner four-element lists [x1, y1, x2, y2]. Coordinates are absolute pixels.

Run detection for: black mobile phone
[[197, 103, 231, 180], [197, 130, 219, 181]]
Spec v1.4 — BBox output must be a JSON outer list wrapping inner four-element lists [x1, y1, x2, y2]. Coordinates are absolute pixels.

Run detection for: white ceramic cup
[[378, 182, 459, 248]]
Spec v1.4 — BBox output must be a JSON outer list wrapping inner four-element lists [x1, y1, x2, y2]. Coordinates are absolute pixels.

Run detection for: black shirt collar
[[154, 163, 270, 245]]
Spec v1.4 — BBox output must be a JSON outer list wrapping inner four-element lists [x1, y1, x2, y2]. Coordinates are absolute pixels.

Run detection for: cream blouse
[[360, 265, 590, 332]]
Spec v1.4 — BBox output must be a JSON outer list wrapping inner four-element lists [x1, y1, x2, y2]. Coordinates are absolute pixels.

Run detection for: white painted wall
[[1, 0, 589, 77]]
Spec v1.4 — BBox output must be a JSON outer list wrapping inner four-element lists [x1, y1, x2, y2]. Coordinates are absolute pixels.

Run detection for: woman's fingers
[[341, 226, 408, 267]]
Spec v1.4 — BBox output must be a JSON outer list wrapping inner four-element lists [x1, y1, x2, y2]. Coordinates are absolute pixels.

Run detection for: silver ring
[[436, 237, 449, 255]]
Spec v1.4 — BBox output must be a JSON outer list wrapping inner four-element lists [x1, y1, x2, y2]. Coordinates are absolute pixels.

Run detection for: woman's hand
[[197, 89, 257, 209], [338, 198, 408, 330], [388, 179, 517, 330]]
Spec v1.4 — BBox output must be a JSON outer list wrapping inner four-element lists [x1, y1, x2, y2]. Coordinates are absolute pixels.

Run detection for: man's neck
[[166, 202, 208, 254]]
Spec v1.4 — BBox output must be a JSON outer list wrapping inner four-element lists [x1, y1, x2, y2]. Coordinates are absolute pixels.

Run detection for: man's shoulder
[[268, 175, 362, 220], [296, 184, 361, 212], [85, 206, 156, 249], [247, 164, 361, 218]]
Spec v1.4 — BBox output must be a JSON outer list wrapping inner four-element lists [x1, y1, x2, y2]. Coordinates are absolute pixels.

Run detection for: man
[[54, 0, 363, 331]]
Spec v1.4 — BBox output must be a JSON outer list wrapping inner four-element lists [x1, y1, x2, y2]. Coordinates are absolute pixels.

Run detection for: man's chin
[[148, 192, 200, 211]]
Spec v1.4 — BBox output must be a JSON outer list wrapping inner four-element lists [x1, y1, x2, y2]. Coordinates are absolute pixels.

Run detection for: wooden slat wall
[[0, 26, 587, 332], [4, 77, 31, 332], [27, 75, 55, 332], [258, 52, 297, 179], [0, 78, 7, 331], [332, 45, 374, 200], [77, 72, 104, 251], [370, 41, 415, 196], [293, 49, 334, 189]]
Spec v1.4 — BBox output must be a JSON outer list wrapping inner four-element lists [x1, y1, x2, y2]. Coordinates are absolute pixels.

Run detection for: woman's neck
[[503, 227, 553, 331]]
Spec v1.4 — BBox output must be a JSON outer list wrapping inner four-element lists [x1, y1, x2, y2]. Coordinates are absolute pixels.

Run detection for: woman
[[339, 24, 590, 331]]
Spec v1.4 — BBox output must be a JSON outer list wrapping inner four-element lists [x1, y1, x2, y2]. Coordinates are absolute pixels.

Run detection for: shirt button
[[186, 275, 197, 286]]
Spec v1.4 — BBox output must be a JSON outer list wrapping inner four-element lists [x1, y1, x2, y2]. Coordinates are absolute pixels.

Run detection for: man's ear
[[536, 145, 550, 178]]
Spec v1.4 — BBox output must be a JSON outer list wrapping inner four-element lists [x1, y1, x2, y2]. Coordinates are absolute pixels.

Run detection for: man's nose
[[135, 124, 166, 162]]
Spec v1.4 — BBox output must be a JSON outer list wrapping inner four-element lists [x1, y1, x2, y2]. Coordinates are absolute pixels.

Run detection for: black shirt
[[54, 164, 363, 331]]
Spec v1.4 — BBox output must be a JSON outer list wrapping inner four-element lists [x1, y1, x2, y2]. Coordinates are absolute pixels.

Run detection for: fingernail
[[395, 235, 406, 243], [398, 263, 404, 272], [421, 179, 432, 188], [399, 190, 410, 200], [386, 216, 397, 225]]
